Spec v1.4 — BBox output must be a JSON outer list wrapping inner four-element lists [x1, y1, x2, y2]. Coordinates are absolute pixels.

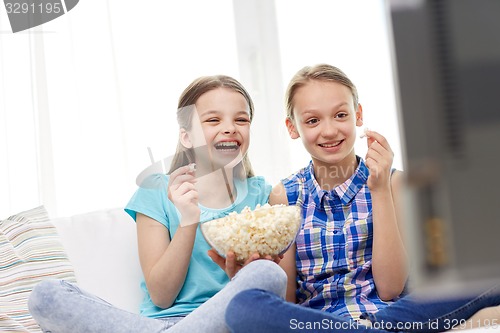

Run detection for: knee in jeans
[[28, 279, 65, 317], [244, 260, 287, 296]]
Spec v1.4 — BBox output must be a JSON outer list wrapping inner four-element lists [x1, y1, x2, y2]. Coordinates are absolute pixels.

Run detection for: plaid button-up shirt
[[282, 157, 392, 319]]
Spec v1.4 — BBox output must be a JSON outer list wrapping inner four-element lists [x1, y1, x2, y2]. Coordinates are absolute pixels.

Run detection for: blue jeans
[[28, 260, 287, 333], [225, 282, 500, 333]]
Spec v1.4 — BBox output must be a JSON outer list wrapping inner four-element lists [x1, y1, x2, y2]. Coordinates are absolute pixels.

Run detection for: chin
[[212, 156, 243, 170], [313, 153, 349, 166]]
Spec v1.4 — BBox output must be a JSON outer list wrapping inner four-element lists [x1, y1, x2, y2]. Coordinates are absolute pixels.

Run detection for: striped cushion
[[0, 206, 76, 332]]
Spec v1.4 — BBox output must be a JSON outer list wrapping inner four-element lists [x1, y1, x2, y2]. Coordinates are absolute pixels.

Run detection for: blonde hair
[[285, 64, 359, 120], [168, 75, 255, 178]]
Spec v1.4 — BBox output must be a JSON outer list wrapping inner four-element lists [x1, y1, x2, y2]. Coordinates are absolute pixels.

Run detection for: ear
[[286, 117, 300, 139], [355, 103, 364, 127], [179, 128, 193, 149]]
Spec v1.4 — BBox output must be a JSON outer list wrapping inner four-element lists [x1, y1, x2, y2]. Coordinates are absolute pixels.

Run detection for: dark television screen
[[389, 0, 500, 294]]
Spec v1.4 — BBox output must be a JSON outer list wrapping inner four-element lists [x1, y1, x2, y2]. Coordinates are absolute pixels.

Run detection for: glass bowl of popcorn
[[201, 204, 302, 262]]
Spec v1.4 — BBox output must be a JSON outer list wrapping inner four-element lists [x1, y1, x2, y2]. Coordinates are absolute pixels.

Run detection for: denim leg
[[28, 279, 169, 333], [169, 260, 288, 333], [364, 283, 500, 332], [226, 289, 384, 333]]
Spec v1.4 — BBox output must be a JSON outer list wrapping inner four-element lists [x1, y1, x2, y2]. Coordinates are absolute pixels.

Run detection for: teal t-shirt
[[124, 173, 271, 318]]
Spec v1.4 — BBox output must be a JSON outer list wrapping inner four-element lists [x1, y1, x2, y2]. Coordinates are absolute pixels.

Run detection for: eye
[[305, 118, 319, 125], [336, 112, 349, 119], [236, 117, 250, 123], [205, 118, 220, 123]]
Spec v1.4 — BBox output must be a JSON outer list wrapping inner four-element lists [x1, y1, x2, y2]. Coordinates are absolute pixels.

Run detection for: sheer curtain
[[1, 0, 241, 217], [0, 0, 400, 218]]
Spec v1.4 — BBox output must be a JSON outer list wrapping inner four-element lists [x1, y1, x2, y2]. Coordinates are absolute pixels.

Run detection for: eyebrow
[[301, 102, 350, 115], [332, 102, 350, 109], [199, 110, 250, 117]]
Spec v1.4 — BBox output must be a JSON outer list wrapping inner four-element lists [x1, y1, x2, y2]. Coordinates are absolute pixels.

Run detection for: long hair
[[285, 64, 359, 120], [167, 75, 255, 178]]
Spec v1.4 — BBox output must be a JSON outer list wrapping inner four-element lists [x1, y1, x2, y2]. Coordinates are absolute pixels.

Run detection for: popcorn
[[359, 127, 370, 138], [201, 204, 302, 262]]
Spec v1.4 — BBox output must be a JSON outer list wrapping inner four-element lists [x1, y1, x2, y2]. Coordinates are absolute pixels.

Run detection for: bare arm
[[365, 130, 408, 300], [137, 164, 200, 309], [137, 213, 197, 309], [269, 183, 298, 303], [370, 171, 408, 300], [280, 244, 298, 303]]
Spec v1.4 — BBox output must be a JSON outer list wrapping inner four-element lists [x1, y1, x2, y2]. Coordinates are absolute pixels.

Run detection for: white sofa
[[51, 207, 144, 314], [0, 206, 143, 332]]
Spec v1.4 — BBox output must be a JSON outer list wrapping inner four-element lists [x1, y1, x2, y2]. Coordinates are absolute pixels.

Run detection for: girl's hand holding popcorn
[[168, 164, 200, 226], [363, 130, 394, 193]]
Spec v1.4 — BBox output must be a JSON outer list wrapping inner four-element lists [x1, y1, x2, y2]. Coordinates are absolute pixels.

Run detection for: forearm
[[371, 188, 408, 300], [279, 244, 298, 303], [146, 222, 197, 308]]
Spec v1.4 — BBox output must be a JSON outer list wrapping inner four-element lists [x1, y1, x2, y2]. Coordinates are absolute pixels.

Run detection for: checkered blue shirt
[[282, 157, 391, 319]]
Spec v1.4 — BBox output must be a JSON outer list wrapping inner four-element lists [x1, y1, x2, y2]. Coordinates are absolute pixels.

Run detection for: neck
[[195, 166, 237, 209], [312, 153, 358, 191]]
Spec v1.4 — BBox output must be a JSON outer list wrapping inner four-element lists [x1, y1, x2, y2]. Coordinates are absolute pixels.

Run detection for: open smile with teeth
[[319, 140, 343, 148], [214, 141, 240, 151]]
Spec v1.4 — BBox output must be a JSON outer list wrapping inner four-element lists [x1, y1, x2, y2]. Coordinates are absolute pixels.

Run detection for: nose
[[321, 120, 338, 138], [222, 121, 236, 134]]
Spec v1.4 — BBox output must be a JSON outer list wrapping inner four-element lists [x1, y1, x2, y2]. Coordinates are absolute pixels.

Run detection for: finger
[[365, 156, 385, 177], [207, 249, 226, 270], [261, 254, 280, 264], [170, 165, 193, 178], [364, 156, 374, 171], [169, 165, 197, 183], [367, 136, 376, 148], [366, 143, 393, 171], [365, 158, 380, 176], [169, 174, 197, 189], [367, 140, 387, 154], [368, 141, 394, 161], [243, 253, 261, 266], [175, 182, 197, 196], [168, 177, 195, 200], [225, 251, 239, 278], [364, 130, 392, 152], [179, 190, 199, 205], [366, 143, 384, 162], [367, 142, 394, 165]]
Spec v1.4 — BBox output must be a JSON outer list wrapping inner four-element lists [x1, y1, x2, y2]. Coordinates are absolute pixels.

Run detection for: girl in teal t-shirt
[[125, 173, 271, 318], [28, 75, 287, 333]]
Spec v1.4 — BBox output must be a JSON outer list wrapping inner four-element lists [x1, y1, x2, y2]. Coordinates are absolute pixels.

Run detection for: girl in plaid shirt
[[275, 64, 407, 318], [225, 64, 500, 332]]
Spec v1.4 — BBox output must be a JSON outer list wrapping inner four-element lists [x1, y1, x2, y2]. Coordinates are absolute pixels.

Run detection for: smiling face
[[287, 80, 363, 170], [182, 87, 251, 171]]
